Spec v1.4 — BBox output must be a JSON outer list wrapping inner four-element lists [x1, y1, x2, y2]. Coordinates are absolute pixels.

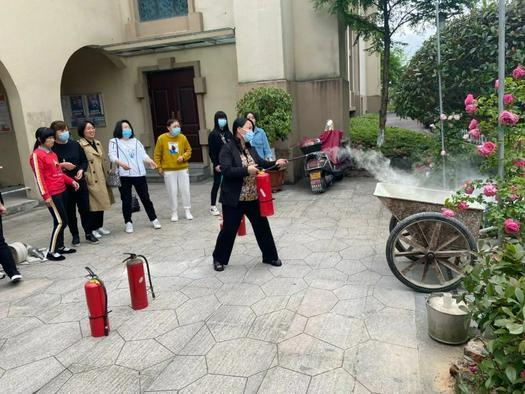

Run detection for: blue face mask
[[171, 127, 181, 136], [218, 118, 227, 128], [243, 130, 254, 143], [122, 129, 132, 139], [58, 131, 70, 142]]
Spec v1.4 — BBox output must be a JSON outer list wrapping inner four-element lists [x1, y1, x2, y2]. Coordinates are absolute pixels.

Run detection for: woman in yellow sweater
[[154, 119, 193, 221]]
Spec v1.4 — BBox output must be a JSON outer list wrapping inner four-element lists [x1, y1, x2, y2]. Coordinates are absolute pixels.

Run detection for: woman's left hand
[[60, 162, 76, 171], [74, 169, 84, 180], [72, 181, 80, 191], [148, 160, 157, 169], [276, 159, 288, 169]]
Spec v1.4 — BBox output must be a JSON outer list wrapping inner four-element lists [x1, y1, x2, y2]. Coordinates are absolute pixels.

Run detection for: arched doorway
[[0, 60, 25, 189]]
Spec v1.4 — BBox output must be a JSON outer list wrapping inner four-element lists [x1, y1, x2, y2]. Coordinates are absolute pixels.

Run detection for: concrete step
[[146, 163, 211, 184], [1, 187, 40, 217]]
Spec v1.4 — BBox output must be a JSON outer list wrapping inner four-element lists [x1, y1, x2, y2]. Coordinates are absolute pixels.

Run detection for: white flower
[[453, 114, 461, 120], [440, 114, 447, 121], [440, 150, 447, 156], [429, 124, 436, 129]]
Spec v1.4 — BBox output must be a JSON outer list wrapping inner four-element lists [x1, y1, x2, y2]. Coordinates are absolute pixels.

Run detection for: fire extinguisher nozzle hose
[[138, 255, 156, 299]]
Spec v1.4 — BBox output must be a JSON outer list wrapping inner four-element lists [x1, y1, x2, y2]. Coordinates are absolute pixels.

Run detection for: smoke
[[349, 148, 420, 186]]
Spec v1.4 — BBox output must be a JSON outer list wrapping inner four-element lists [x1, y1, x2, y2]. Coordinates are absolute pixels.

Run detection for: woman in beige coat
[[78, 120, 114, 242]]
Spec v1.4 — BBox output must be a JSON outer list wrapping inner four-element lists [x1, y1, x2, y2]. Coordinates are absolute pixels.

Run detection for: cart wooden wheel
[[389, 216, 419, 262], [386, 212, 477, 292]]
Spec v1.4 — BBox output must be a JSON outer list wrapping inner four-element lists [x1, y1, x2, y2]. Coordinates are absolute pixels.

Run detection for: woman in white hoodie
[[108, 119, 161, 233]]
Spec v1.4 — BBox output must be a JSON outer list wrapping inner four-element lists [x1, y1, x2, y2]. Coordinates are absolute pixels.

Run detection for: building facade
[[0, 0, 380, 194]]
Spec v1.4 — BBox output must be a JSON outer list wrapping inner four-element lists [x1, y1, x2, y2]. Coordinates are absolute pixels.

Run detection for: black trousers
[[0, 215, 20, 278], [90, 211, 104, 231], [213, 200, 278, 265], [48, 193, 68, 253], [211, 170, 221, 206], [63, 181, 90, 237], [118, 176, 157, 223]]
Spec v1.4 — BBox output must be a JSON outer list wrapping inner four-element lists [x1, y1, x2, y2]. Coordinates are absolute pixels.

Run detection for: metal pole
[[436, 0, 446, 189], [497, 0, 506, 179]]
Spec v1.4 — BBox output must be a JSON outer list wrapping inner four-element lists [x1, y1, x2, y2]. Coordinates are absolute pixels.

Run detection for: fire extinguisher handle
[[85, 266, 98, 279], [123, 252, 138, 260], [138, 254, 156, 299]]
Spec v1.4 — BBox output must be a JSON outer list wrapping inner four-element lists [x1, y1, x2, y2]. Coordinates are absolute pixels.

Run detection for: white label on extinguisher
[[259, 188, 266, 198], [139, 277, 144, 283]]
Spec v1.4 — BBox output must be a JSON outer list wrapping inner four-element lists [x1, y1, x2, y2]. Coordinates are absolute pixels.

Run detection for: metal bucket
[[426, 293, 471, 345], [8, 242, 28, 264]]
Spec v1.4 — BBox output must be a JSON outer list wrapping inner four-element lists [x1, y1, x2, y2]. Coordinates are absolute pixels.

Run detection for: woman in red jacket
[[30, 128, 79, 261]]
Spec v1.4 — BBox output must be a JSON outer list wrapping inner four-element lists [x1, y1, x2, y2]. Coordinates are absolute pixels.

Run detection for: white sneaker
[[10, 274, 22, 283], [152, 219, 162, 229], [92, 230, 102, 239], [125, 222, 134, 233], [210, 206, 220, 216], [185, 209, 193, 220], [171, 213, 178, 222], [98, 227, 111, 235]]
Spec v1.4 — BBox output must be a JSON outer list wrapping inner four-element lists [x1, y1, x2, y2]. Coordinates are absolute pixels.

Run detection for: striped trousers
[[47, 193, 68, 253]]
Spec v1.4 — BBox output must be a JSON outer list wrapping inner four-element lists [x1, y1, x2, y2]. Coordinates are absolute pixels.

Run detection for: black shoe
[[213, 260, 224, 272], [86, 234, 99, 244], [263, 259, 282, 267], [58, 247, 76, 254], [46, 252, 66, 261], [72, 235, 80, 245]]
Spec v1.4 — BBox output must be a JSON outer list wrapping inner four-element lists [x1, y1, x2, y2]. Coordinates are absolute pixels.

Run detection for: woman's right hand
[[118, 161, 131, 170], [44, 198, 52, 207], [158, 168, 164, 176], [247, 165, 258, 176], [215, 165, 221, 173]]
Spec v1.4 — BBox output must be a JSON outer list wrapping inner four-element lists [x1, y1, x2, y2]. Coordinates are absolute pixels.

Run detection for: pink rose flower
[[468, 128, 481, 139], [465, 104, 478, 114], [477, 141, 497, 157], [512, 65, 525, 80], [483, 184, 497, 197], [509, 194, 519, 202], [520, 369, 525, 379], [440, 114, 447, 121], [468, 119, 478, 130], [503, 218, 520, 234], [464, 94, 475, 106], [513, 158, 525, 167], [463, 181, 475, 195], [457, 201, 469, 211], [441, 208, 455, 217], [495, 79, 500, 89], [468, 364, 478, 374], [503, 94, 514, 106], [499, 110, 519, 126]]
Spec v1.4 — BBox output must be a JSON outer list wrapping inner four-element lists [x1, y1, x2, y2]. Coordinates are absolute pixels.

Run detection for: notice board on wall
[[61, 93, 106, 129], [0, 94, 12, 132]]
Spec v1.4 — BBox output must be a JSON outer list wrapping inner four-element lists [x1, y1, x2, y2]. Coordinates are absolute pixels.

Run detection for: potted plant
[[236, 87, 293, 191]]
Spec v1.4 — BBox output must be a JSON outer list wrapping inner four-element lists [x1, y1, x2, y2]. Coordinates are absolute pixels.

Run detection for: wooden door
[[147, 68, 202, 162]]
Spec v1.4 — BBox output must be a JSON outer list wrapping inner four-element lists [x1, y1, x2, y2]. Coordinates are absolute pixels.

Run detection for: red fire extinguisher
[[257, 171, 274, 217], [123, 253, 156, 310], [219, 215, 246, 236], [84, 267, 110, 337]]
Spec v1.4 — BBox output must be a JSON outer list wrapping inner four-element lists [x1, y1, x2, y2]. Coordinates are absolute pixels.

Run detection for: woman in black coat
[[212, 117, 287, 272], [208, 111, 234, 216]]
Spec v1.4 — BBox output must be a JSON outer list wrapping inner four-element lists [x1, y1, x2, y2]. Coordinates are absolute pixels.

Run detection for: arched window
[[138, 0, 188, 22]]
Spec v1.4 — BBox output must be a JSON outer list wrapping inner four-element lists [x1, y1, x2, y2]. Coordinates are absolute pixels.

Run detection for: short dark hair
[[113, 119, 135, 139], [166, 118, 181, 127], [77, 120, 96, 138], [245, 111, 257, 119], [50, 120, 68, 132]]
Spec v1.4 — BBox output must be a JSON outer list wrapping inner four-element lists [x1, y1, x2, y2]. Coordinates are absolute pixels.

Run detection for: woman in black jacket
[[207, 111, 233, 216], [212, 117, 287, 272]]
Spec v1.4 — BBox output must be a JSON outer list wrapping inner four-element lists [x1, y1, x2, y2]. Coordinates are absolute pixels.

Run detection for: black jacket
[[208, 128, 234, 168], [219, 140, 276, 207]]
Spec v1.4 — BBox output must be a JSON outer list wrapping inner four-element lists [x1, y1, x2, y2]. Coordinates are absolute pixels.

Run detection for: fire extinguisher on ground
[[84, 267, 110, 337], [256, 171, 274, 217], [123, 253, 156, 310]]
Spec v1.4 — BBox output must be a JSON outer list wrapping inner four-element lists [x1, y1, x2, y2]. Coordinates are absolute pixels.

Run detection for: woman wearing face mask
[[30, 127, 80, 261], [212, 117, 287, 272], [109, 120, 161, 233], [50, 120, 92, 245], [154, 119, 193, 222], [208, 111, 233, 216], [246, 112, 273, 160], [78, 120, 114, 240]]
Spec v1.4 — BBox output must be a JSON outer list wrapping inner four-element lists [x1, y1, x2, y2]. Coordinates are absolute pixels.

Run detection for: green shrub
[[236, 87, 293, 144], [349, 113, 437, 163]]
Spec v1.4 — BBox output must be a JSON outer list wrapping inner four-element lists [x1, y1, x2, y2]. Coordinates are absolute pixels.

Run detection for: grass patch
[[349, 113, 436, 164]]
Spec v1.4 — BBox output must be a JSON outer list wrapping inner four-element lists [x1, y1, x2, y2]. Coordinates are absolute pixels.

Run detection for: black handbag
[[132, 195, 140, 212]]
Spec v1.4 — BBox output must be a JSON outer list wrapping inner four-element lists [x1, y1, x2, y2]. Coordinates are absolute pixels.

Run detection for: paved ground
[[386, 113, 429, 134], [0, 177, 460, 393]]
